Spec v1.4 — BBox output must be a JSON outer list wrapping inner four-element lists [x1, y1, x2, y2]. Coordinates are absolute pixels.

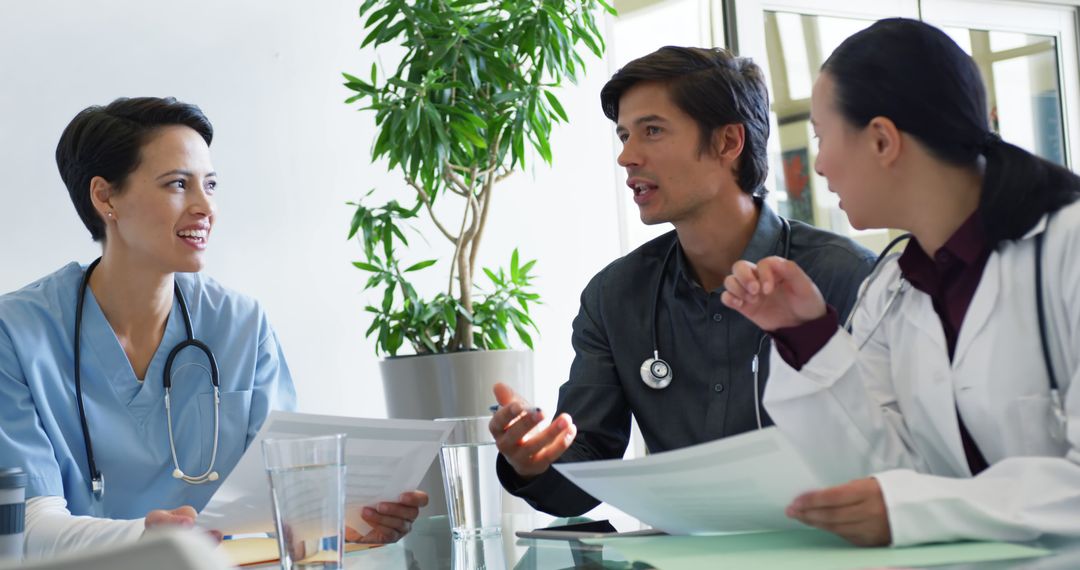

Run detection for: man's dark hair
[[56, 97, 214, 242], [600, 46, 771, 197]]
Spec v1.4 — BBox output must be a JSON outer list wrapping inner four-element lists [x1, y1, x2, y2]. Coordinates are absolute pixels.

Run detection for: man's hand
[[488, 382, 576, 479], [144, 506, 222, 543], [721, 257, 827, 331], [785, 478, 892, 546], [348, 490, 429, 544]]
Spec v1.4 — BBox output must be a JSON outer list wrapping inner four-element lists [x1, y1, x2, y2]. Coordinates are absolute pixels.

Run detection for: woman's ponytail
[[979, 137, 1080, 246]]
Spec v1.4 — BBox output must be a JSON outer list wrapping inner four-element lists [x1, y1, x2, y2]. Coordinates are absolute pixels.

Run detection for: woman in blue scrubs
[[0, 97, 426, 558]]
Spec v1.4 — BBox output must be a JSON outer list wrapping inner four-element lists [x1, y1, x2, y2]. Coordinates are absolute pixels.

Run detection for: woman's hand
[[721, 257, 827, 331], [347, 490, 429, 544], [144, 505, 222, 543], [786, 478, 892, 546]]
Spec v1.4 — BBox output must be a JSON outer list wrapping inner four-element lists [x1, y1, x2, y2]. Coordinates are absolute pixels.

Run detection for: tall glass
[[435, 416, 502, 538], [262, 434, 347, 570], [453, 534, 507, 570]]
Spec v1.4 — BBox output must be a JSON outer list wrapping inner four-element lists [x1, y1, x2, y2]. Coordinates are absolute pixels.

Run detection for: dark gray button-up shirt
[[497, 204, 876, 516]]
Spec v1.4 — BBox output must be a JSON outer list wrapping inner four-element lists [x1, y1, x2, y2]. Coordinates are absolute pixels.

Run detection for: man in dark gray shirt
[[490, 46, 875, 517]]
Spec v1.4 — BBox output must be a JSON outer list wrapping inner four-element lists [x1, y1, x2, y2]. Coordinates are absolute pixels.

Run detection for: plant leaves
[[343, 0, 608, 353], [352, 261, 381, 272], [404, 259, 438, 272]]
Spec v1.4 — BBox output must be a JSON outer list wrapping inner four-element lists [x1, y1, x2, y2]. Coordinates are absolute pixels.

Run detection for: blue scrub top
[[0, 262, 297, 519]]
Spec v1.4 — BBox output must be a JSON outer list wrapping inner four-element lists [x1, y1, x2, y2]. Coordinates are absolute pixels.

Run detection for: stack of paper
[[554, 427, 821, 535], [198, 411, 453, 536]]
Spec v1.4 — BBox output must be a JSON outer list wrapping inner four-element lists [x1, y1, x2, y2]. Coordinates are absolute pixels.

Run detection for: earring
[[106, 211, 114, 218]]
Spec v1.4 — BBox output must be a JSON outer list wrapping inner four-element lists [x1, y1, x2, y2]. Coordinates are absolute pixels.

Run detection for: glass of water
[[435, 416, 502, 538], [262, 434, 347, 570]]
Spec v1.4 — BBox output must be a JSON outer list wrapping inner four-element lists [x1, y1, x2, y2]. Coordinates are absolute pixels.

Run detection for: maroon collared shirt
[[896, 213, 992, 359], [772, 212, 993, 473]]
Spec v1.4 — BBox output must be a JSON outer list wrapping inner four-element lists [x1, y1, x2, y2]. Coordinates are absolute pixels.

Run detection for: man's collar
[[740, 201, 786, 264], [673, 201, 785, 289]]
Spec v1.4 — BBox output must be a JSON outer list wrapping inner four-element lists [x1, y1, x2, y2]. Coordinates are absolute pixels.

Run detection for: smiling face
[[615, 81, 735, 226], [810, 73, 895, 230], [94, 125, 217, 274]]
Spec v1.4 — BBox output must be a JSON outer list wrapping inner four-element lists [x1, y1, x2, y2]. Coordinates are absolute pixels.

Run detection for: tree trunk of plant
[[454, 237, 474, 350]]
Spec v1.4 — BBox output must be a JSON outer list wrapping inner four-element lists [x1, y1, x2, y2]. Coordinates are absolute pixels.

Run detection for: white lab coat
[[763, 200, 1080, 546]]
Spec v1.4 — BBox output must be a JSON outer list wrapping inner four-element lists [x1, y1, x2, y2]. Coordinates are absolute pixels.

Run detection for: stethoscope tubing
[[647, 217, 793, 363], [74, 258, 221, 499]]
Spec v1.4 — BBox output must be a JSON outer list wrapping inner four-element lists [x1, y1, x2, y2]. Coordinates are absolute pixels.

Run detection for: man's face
[[615, 81, 731, 226]]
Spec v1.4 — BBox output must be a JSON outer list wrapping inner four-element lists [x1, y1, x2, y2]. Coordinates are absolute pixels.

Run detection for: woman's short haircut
[[823, 18, 1079, 246], [55, 97, 214, 242], [600, 46, 771, 198]]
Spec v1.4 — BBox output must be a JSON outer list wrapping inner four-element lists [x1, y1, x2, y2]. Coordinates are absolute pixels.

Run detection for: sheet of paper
[[582, 529, 1050, 570], [218, 538, 380, 567], [554, 427, 821, 535], [198, 411, 452, 535]]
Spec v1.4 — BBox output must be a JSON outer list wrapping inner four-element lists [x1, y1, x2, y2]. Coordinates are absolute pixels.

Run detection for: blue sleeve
[[245, 313, 297, 447], [0, 324, 64, 498]]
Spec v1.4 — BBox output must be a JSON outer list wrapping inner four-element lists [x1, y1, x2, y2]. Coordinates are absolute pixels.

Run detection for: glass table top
[[269, 513, 1080, 570]]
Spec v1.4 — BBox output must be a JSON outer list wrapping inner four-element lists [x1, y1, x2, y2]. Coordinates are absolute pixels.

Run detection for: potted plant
[[342, 0, 613, 423]]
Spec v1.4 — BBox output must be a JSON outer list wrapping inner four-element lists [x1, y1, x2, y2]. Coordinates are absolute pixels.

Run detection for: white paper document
[[554, 427, 823, 535], [197, 411, 453, 535]]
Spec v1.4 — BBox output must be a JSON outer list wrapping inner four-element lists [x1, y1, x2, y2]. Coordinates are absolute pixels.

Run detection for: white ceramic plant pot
[[379, 349, 534, 520]]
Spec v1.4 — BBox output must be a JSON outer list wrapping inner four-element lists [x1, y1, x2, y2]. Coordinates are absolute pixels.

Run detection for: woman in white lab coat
[[721, 18, 1079, 546]]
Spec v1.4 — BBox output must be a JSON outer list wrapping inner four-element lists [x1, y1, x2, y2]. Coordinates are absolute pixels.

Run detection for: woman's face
[[810, 72, 894, 230], [101, 125, 217, 274]]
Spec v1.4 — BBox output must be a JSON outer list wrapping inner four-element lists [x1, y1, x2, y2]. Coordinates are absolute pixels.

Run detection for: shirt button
[[712, 313, 723, 322], [713, 383, 724, 393]]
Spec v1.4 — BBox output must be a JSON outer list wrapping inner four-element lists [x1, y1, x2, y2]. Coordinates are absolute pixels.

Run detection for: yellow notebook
[[219, 537, 381, 567]]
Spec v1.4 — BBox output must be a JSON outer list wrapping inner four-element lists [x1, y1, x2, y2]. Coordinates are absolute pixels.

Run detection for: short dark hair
[[600, 46, 771, 197], [56, 97, 214, 242], [823, 18, 1079, 246]]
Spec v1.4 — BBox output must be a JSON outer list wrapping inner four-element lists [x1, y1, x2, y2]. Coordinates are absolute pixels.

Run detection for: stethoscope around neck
[[640, 217, 792, 429], [74, 257, 221, 500]]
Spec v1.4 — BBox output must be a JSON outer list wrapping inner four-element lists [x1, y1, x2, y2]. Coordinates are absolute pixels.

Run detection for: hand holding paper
[[351, 490, 429, 543], [786, 478, 891, 546]]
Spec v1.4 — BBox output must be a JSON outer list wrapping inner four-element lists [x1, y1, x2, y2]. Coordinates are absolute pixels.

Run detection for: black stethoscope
[[841, 233, 913, 348], [74, 258, 221, 500], [640, 217, 791, 428]]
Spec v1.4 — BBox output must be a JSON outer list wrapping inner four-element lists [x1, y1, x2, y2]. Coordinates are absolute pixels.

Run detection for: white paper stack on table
[[554, 427, 826, 535], [198, 411, 453, 536]]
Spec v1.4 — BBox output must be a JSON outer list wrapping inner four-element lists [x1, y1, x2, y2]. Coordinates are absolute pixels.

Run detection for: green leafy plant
[[344, 0, 614, 356]]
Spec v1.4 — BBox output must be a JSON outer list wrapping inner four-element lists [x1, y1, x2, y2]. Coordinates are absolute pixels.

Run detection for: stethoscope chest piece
[[640, 352, 673, 389]]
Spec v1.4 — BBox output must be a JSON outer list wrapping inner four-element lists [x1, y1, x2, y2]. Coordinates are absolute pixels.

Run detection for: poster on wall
[[780, 148, 814, 225]]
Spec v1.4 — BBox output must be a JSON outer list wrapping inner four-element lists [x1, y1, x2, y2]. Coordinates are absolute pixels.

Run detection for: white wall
[[0, 0, 622, 419]]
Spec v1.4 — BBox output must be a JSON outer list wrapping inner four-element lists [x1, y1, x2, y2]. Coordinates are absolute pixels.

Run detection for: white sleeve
[[875, 453, 1080, 545], [764, 224, 1080, 547], [23, 496, 144, 560], [763, 263, 930, 485]]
